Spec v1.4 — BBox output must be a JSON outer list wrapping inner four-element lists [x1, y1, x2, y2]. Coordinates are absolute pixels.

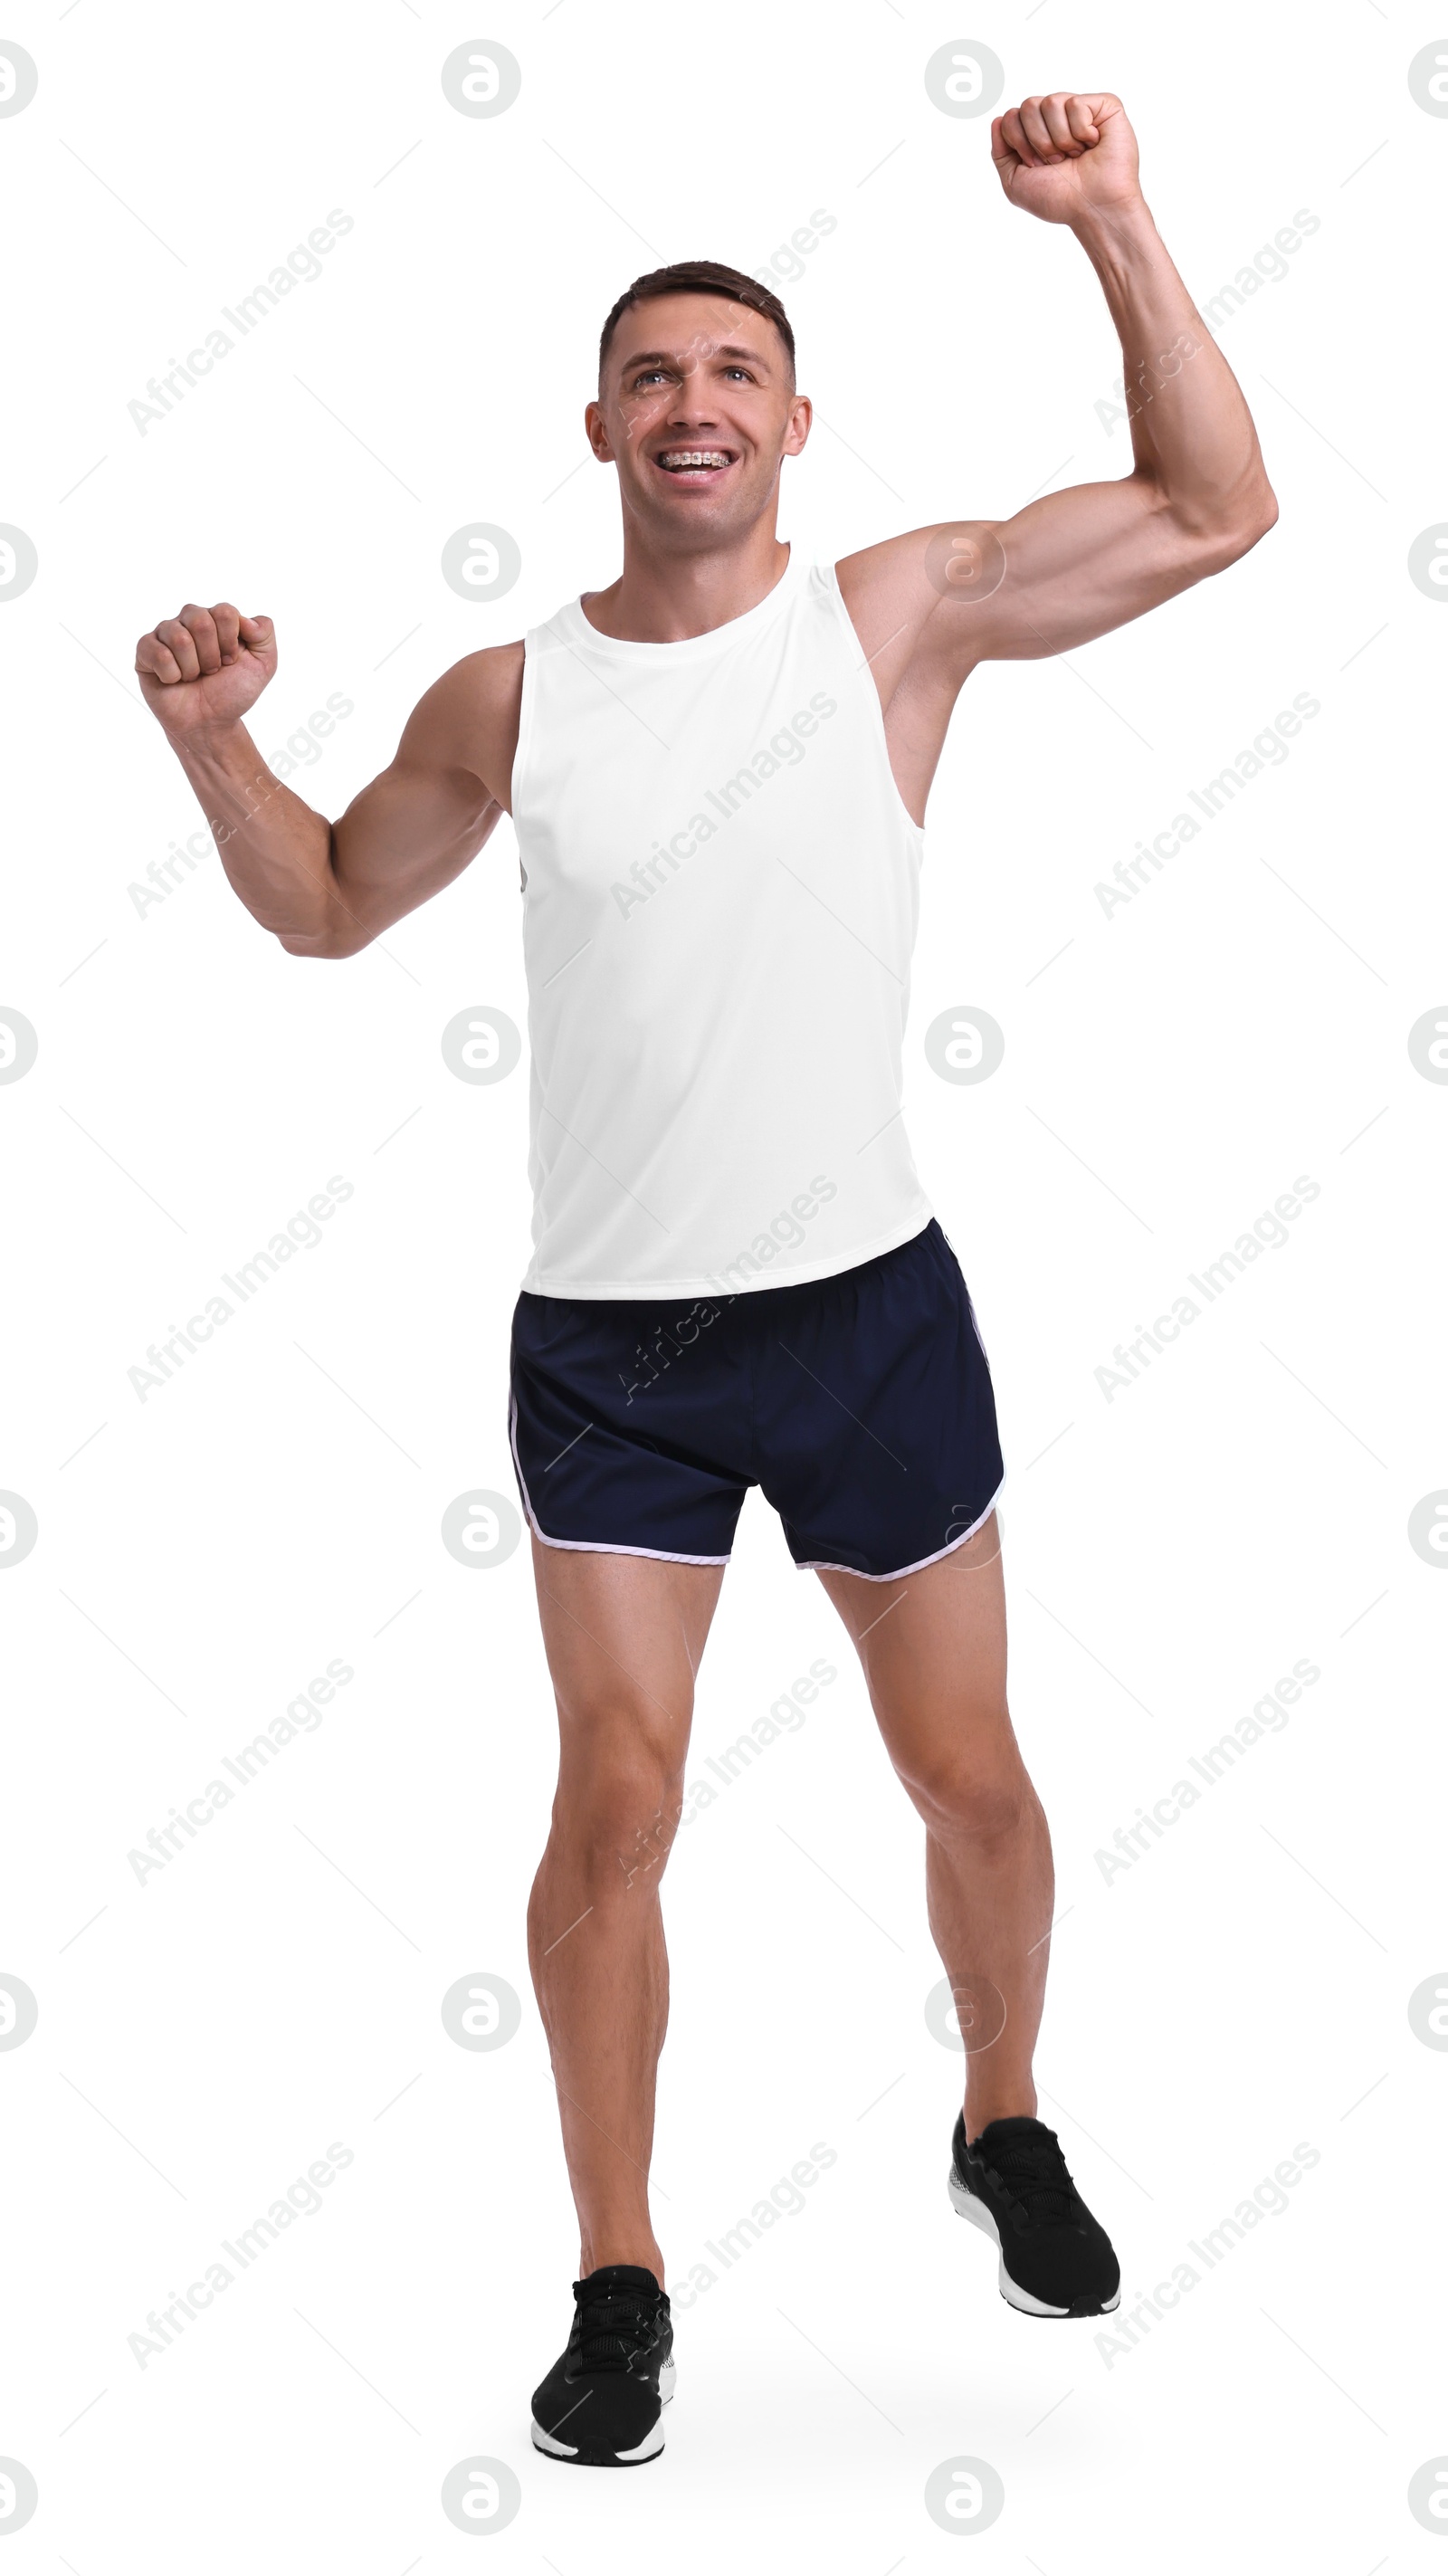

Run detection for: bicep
[[333, 757, 500, 931], [843, 482, 1230, 702], [329, 654, 515, 945], [960, 476, 1219, 663]]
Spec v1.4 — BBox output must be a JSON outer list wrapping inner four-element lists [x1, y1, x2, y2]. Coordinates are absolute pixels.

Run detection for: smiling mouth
[[652, 447, 738, 481]]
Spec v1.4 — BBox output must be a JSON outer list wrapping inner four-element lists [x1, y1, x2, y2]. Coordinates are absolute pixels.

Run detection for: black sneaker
[[949, 2113, 1120, 2318], [530, 2264, 674, 2466]]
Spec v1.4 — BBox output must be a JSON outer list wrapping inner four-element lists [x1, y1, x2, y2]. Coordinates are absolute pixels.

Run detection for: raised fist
[[991, 93, 1141, 225], [134, 600, 277, 738]]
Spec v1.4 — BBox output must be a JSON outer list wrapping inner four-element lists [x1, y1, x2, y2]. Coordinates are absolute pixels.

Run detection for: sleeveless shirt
[[510, 549, 934, 1298]]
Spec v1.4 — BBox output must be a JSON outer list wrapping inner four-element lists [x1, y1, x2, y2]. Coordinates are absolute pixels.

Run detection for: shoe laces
[[570, 2281, 663, 2374], [976, 2125, 1080, 2228]]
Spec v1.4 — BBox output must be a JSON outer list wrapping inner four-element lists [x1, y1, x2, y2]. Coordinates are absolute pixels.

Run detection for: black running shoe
[[530, 2264, 674, 2466], [949, 2113, 1120, 2318]]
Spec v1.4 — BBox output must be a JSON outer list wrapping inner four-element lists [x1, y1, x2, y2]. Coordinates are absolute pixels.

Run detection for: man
[[136, 90, 1275, 2466]]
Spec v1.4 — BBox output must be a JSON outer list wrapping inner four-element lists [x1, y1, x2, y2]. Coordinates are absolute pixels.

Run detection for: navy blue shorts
[[508, 1219, 1005, 1581]]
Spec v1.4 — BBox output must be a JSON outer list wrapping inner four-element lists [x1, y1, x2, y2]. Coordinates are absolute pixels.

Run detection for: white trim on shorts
[[508, 1394, 734, 1567], [794, 1474, 1006, 1582], [511, 1397, 1003, 1581]]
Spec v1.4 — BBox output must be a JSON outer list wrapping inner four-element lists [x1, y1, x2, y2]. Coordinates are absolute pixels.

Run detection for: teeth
[[659, 451, 731, 468]]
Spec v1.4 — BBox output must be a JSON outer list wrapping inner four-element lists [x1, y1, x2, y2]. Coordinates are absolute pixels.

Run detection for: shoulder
[[406, 638, 525, 729], [835, 524, 1002, 702], [397, 640, 527, 804], [433, 637, 528, 704], [835, 525, 1003, 644]]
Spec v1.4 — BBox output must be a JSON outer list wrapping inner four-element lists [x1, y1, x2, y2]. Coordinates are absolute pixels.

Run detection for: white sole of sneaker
[[948, 2171, 1120, 2317], [530, 2358, 676, 2465]]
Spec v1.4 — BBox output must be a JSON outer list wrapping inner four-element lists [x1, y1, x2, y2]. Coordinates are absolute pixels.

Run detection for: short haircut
[[598, 260, 795, 388]]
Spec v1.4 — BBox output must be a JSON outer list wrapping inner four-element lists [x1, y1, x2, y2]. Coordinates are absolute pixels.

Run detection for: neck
[[581, 527, 792, 643]]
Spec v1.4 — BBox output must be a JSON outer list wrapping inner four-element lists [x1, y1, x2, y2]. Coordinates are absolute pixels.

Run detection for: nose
[[665, 354, 725, 427], [668, 394, 719, 432]]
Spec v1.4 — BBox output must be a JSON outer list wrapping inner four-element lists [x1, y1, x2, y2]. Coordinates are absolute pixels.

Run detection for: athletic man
[[136, 91, 1275, 2466]]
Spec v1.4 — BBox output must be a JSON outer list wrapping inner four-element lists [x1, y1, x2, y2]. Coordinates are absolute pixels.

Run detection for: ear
[[583, 398, 614, 463]]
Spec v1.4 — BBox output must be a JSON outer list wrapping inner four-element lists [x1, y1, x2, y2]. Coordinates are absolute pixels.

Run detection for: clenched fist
[[991, 93, 1141, 225], [134, 600, 277, 738]]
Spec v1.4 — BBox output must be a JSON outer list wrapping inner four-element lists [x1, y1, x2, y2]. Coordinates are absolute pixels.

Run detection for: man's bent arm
[[843, 93, 1278, 686], [171, 692, 505, 959], [135, 601, 519, 959], [957, 194, 1277, 663]]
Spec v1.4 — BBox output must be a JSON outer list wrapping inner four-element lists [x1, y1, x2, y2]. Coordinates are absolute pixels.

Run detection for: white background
[[3, 1, 1444, 2565]]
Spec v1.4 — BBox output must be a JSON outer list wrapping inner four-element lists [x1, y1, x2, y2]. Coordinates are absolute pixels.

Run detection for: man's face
[[586, 294, 810, 546]]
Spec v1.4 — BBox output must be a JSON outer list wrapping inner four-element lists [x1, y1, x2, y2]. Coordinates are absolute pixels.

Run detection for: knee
[[902, 1748, 1032, 1849], [548, 1711, 687, 1894]]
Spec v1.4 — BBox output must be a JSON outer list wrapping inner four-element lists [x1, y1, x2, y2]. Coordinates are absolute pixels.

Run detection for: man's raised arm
[[133, 601, 519, 958], [842, 91, 1278, 684]]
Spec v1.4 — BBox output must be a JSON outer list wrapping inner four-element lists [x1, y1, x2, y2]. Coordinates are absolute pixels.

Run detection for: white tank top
[[510, 549, 934, 1298]]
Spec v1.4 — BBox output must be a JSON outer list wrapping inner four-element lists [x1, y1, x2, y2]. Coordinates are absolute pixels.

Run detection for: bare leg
[[526, 1537, 724, 2282], [816, 1512, 1052, 2140]]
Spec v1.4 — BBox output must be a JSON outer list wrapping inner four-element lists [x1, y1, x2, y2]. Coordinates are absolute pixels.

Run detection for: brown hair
[[598, 260, 795, 388]]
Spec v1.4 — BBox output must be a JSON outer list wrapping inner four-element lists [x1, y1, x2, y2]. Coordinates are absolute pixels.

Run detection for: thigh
[[815, 1510, 1015, 1793], [529, 1534, 726, 1780]]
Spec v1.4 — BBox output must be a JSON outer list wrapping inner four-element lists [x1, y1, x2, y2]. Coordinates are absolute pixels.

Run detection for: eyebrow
[[619, 342, 772, 375]]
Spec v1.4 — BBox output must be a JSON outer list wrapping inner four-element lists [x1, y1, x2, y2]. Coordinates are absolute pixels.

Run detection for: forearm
[[169, 721, 360, 957], [1074, 198, 1273, 530]]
